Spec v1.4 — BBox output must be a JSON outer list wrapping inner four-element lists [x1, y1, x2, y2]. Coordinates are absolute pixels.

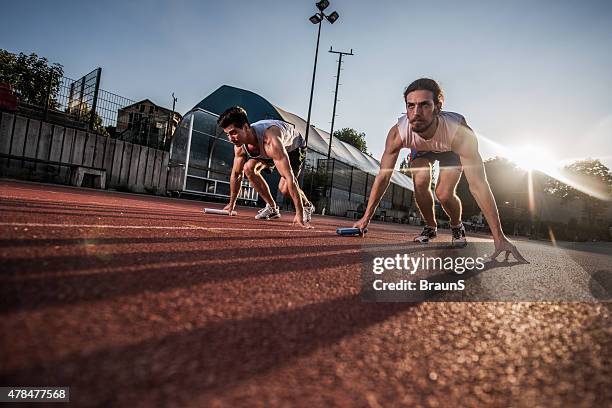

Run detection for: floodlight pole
[[304, 0, 339, 150], [326, 47, 353, 161], [304, 15, 322, 149], [302, 1, 339, 192]]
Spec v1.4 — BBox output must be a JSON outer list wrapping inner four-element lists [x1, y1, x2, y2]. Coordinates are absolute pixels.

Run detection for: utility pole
[[165, 92, 177, 149], [326, 46, 353, 160], [325, 46, 353, 215]]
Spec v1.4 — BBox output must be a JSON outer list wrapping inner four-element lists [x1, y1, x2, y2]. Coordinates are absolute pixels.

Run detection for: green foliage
[[333, 127, 368, 153], [458, 157, 531, 230], [85, 109, 110, 137], [64, 100, 110, 137], [545, 159, 612, 200], [545, 158, 612, 226], [0, 49, 64, 108]]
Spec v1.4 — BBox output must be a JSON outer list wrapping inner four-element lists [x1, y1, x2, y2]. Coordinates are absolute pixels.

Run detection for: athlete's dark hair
[[403, 78, 444, 108], [217, 106, 249, 128]]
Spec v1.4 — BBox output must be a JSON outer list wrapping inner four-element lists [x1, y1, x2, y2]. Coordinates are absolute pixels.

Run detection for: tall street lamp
[[304, 0, 339, 149]]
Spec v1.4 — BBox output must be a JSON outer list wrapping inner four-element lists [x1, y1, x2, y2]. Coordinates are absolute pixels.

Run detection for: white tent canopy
[[273, 105, 414, 191]]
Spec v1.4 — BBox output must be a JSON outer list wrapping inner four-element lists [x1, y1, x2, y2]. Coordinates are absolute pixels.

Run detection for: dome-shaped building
[[168, 85, 414, 220]]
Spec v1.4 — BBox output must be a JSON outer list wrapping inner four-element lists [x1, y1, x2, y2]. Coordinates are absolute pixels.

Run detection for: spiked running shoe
[[255, 204, 281, 220], [451, 223, 467, 247], [303, 203, 315, 223], [414, 225, 437, 243]]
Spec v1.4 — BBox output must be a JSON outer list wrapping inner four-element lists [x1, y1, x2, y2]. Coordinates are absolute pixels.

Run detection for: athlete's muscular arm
[[453, 124, 526, 262], [262, 127, 310, 228], [223, 146, 247, 214], [353, 125, 402, 234]]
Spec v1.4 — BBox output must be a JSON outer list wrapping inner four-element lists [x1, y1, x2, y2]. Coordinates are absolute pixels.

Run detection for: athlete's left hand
[[489, 238, 528, 263]]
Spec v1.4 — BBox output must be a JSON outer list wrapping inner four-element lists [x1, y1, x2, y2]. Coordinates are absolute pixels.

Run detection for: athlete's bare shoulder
[[234, 145, 245, 157], [384, 122, 403, 154], [387, 122, 400, 138]]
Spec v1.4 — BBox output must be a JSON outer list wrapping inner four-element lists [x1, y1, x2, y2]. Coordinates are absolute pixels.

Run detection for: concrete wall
[[0, 111, 169, 195]]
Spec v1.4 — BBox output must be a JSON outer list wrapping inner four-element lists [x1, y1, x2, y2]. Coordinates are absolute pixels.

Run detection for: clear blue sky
[[2, 0, 611, 167]]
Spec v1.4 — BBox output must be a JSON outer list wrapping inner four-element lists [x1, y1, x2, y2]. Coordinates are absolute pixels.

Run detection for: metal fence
[[297, 157, 413, 220], [14, 68, 177, 151]]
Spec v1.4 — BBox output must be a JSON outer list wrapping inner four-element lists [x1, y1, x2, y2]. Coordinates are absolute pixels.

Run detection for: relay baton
[[336, 227, 367, 236], [203, 208, 237, 216]]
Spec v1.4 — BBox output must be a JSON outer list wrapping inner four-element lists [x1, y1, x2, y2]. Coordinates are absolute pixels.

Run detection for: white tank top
[[243, 120, 304, 160], [397, 111, 465, 153]]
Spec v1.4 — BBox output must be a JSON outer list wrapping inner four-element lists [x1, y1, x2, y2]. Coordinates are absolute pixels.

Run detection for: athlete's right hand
[[489, 237, 528, 263], [353, 217, 370, 237], [293, 214, 313, 229], [223, 203, 236, 215]]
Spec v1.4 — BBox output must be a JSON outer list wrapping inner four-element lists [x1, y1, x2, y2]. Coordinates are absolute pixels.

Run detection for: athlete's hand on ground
[[223, 203, 236, 215], [293, 214, 314, 229], [353, 217, 370, 237], [489, 238, 528, 263]]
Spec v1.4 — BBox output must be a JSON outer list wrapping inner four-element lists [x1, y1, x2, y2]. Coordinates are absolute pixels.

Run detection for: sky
[[2, 0, 611, 169]]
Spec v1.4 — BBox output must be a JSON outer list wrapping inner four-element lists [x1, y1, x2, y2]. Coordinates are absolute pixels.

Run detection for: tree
[[333, 127, 368, 153], [458, 157, 529, 233], [545, 158, 612, 226], [0, 49, 64, 108], [66, 100, 110, 137], [84, 108, 110, 138]]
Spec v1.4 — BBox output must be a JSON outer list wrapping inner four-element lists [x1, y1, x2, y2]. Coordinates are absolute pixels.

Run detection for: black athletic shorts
[[254, 147, 306, 176], [409, 151, 461, 169]]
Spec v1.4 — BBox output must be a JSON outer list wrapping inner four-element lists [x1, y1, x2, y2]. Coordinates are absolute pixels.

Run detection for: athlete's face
[[406, 90, 440, 133], [223, 124, 249, 146]]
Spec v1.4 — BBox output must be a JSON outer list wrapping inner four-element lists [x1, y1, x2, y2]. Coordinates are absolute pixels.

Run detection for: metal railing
[[12, 68, 178, 151]]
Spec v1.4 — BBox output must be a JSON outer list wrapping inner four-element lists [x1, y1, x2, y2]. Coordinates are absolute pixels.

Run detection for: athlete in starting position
[[218, 106, 315, 229], [354, 78, 526, 261]]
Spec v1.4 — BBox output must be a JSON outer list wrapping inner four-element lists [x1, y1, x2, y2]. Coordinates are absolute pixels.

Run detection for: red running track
[[0, 179, 609, 407]]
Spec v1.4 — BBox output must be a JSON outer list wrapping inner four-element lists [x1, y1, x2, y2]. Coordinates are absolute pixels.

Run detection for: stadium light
[[326, 11, 339, 24], [304, 1, 340, 150], [316, 0, 330, 11], [309, 14, 322, 24]]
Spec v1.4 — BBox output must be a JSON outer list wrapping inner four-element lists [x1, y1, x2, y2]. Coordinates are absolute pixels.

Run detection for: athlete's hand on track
[[489, 238, 528, 263], [352, 217, 370, 237], [223, 203, 237, 215], [293, 214, 314, 229]]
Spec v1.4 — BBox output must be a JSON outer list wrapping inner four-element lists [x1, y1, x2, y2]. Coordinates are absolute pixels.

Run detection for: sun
[[506, 143, 559, 174], [476, 132, 610, 200]]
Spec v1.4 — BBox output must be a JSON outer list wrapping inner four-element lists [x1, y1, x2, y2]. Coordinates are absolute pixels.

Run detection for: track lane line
[[0, 222, 329, 233]]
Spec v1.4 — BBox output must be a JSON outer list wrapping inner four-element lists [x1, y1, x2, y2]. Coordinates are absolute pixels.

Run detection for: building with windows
[[168, 85, 415, 219], [116, 99, 182, 149]]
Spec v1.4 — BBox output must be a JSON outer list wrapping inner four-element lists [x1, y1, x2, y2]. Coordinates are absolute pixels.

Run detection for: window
[[149, 105, 154, 114], [139, 104, 145, 113]]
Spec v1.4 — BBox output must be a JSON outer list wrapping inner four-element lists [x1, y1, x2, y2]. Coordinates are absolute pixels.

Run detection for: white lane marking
[[0, 222, 326, 233], [0, 222, 489, 238]]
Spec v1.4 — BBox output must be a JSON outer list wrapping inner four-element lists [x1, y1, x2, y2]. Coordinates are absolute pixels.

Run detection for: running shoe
[[414, 225, 437, 243], [451, 223, 467, 247], [255, 204, 281, 220]]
